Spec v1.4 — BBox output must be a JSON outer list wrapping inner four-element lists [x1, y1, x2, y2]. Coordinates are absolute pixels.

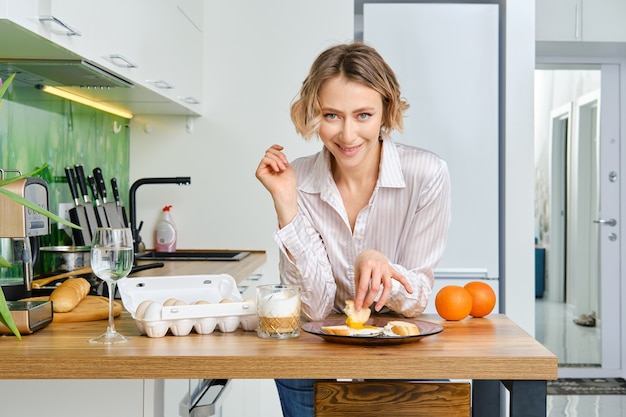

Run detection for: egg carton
[[117, 274, 258, 338]]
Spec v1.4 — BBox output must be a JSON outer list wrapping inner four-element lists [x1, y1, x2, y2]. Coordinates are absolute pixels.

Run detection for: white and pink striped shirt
[[274, 138, 451, 321]]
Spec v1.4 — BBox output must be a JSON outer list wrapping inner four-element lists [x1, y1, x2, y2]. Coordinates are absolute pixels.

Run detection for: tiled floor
[[546, 395, 626, 417], [536, 299, 625, 416], [535, 298, 600, 366]]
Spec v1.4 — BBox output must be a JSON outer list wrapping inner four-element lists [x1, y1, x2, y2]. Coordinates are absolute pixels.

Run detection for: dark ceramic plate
[[301, 318, 443, 346]]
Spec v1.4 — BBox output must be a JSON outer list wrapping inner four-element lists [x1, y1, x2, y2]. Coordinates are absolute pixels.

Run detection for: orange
[[434, 285, 473, 321], [464, 281, 496, 317]]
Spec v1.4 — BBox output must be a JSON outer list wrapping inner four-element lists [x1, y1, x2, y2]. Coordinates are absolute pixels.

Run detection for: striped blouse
[[274, 138, 451, 321]]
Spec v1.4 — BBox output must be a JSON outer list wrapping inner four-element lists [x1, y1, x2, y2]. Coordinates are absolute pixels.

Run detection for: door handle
[[593, 218, 617, 227]]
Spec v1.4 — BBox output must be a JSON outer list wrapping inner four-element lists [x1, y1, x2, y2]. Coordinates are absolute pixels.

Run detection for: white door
[[534, 64, 621, 377]]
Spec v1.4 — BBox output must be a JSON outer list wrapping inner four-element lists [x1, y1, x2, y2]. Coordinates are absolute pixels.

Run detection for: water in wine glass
[[89, 227, 134, 344], [91, 246, 133, 282]]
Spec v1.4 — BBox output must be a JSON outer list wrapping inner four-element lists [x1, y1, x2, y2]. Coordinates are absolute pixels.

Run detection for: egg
[[134, 300, 153, 319], [349, 327, 383, 337], [193, 300, 210, 305], [143, 302, 164, 321], [219, 298, 233, 304], [163, 298, 180, 306]]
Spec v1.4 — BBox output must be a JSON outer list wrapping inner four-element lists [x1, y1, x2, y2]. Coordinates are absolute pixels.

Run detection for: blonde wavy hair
[[290, 42, 409, 140]]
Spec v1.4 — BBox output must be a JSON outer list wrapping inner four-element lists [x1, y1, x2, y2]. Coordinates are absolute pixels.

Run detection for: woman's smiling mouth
[[337, 143, 362, 155]]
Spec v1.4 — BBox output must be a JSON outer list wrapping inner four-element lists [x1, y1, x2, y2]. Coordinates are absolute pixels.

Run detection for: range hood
[[0, 59, 134, 88]]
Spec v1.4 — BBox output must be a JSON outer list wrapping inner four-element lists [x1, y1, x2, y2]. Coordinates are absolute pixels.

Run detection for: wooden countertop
[[131, 250, 267, 284], [0, 313, 557, 381]]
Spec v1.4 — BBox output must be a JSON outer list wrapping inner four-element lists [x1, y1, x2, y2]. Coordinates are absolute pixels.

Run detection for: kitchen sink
[[136, 251, 250, 261]]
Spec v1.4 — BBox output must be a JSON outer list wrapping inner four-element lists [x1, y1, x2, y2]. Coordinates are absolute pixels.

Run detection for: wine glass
[[89, 227, 134, 344]]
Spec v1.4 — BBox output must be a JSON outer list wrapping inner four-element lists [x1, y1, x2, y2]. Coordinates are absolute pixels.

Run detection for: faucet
[[129, 177, 191, 256]]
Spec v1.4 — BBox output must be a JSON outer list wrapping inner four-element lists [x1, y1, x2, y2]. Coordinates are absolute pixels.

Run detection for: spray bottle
[[155, 205, 177, 252]]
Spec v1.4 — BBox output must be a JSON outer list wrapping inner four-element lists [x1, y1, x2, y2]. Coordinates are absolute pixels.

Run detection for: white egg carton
[[117, 274, 258, 338]]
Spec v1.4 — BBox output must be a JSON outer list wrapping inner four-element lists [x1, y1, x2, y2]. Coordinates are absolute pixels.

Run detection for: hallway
[[536, 299, 625, 416]]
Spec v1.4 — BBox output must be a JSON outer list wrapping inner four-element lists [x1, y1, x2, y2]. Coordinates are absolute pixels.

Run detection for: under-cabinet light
[[36, 85, 133, 119]]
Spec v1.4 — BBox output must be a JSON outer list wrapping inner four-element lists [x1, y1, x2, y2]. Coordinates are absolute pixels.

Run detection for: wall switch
[[57, 203, 74, 230]]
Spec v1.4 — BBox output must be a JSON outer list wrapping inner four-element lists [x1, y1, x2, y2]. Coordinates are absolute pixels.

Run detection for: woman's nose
[[340, 119, 355, 140]]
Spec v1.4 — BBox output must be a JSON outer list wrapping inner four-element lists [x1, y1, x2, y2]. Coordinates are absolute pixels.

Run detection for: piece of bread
[[49, 277, 90, 313], [321, 325, 352, 336], [387, 320, 420, 336], [343, 300, 371, 328]]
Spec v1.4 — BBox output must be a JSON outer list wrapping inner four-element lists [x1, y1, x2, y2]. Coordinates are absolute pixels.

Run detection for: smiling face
[[317, 76, 384, 174]]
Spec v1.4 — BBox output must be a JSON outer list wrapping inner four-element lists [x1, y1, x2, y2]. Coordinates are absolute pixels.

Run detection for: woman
[[255, 42, 451, 417]]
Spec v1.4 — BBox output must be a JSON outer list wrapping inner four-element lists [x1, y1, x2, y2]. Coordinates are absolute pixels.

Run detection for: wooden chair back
[[314, 381, 471, 417]]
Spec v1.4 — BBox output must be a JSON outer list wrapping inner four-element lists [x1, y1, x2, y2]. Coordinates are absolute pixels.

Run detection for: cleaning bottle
[[155, 205, 177, 252]]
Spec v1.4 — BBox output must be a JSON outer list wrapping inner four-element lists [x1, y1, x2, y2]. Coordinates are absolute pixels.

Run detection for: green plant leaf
[[0, 72, 22, 338], [0, 286, 21, 339], [0, 73, 15, 98], [0, 164, 81, 230], [0, 163, 46, 187], [0, 187, 81, 230]]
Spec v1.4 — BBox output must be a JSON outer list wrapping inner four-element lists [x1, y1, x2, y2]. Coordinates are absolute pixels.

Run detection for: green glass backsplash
[[0, 84, 130, 247]]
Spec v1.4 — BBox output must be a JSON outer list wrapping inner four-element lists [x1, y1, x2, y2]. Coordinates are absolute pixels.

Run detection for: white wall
[[129, 0, 354, 282], [129, 0, 536, 334]]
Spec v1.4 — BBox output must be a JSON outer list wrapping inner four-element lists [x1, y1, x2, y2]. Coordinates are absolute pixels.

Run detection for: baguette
[[49, 277, 90, 313], [386, 320, 420, 336]]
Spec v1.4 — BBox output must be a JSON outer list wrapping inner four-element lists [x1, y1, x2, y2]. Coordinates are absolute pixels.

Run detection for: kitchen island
[[1, 313, 556, 416], [1, 251, 556, 417]]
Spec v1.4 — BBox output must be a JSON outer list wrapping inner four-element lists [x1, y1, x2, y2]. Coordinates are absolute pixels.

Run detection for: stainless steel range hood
[[0, 59, 134, 88]]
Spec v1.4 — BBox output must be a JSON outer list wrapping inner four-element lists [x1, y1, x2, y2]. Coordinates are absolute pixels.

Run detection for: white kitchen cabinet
[[37, 1, 93, 57], [90, 0, 203, 112], [0, 0, 45, 37], [536, 0, 626, 42], [0, 0, 202, 115], [0, 379, 147, 417], [535, 0, 581, 41], [0, 0, 92, 59], [582, 0, 626, 42]]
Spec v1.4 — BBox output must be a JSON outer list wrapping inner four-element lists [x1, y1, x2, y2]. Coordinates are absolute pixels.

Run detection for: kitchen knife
[[88, 175, 109, 227], [64, 167, 91, 246], [74, 164, 101, 234], [93, 167, 123, 228], [110, 178, 129, 228]]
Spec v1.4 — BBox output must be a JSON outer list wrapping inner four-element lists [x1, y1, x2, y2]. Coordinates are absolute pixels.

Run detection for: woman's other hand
[[256, 144, 298, 228], [353, 249, 413, 312]]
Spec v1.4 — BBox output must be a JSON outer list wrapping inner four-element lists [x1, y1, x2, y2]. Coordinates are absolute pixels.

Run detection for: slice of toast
[[343, 300, 371, 328], [386, 320, 420, 336]]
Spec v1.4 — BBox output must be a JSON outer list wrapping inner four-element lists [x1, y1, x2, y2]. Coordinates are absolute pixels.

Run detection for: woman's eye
[[324, 113, 338, 120], [358, 113, 372, 120]]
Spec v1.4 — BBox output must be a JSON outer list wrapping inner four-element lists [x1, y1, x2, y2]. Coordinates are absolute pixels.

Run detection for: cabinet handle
[[147, 80, 175, 89], [574, 3, 581, 40], [39, 15, 81, 36], [178, 96, 200, 105], [108, 54, 138, 68]]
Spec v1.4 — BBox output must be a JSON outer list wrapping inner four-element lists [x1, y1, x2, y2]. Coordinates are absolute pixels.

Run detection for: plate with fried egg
[[301, 300, 443, 345]]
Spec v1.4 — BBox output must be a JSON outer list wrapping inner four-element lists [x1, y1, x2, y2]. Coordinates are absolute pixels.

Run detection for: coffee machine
[[0, 169, 50, 301]]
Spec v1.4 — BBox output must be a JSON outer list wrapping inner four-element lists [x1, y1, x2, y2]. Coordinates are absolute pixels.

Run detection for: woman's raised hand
[[256, 144, 298, 228]]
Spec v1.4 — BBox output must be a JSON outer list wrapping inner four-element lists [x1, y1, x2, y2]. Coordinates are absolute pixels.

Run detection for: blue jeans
[[275, 379, 319, 417]]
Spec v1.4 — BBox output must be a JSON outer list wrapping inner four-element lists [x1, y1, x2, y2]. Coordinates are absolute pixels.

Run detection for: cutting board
[[21, 296, 123, 323]]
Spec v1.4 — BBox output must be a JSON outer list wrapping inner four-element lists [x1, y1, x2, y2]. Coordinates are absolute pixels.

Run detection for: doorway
[[534, 65, 621, 377]]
